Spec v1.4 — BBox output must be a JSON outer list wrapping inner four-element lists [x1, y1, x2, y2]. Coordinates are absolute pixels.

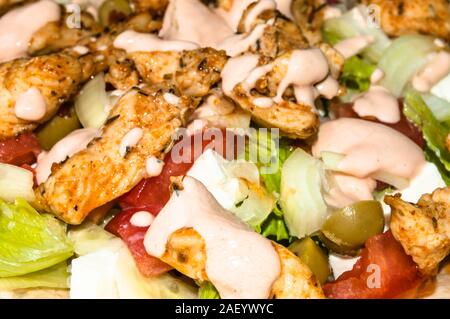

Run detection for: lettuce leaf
[[340, 56, 376, 92], [198, 282, 220, 299], [0, 199, 73, 277], [322, 5, 391, 62], [404, 89, 450, 173], [259, 213, 291, 242], [241, 131, 294, 242], [0, 262, 69, 290]]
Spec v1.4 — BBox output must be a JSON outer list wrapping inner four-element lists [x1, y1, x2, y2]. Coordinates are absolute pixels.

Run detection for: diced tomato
[[0, 134, 42, 166], [111, 129, 242, 276], [330, 101, 425, 148], [323, 231, 423, 299], [105, 206, 172, 277], [119, 129, 240, 209]]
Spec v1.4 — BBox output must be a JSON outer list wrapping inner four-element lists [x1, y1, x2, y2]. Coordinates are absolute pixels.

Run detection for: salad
[[0, 0, 449, 299]]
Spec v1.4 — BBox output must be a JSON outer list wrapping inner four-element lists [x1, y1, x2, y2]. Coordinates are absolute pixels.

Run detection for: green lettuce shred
[[404, 89, 450, 180], [199, 282, 220, 299], [340, 56, 376, 92], [0, 262, 69, 290], [241, 131, 293, 242], [0, 199, 73, 277]]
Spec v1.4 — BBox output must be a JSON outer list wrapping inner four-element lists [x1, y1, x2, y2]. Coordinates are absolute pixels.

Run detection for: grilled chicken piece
[[28, 10, 102, 56], [161, 227, 324, 299], [35, 87, 197, 225], [386, 188, 450, 276], [251, 15, 310, 59], [291, 0, 329, 45], [129, 48, 228, 97], [131, 0, 169, 13], [0, 0, 27, 14], [362, 0, 450, 41], [0, 53, 87, 139]]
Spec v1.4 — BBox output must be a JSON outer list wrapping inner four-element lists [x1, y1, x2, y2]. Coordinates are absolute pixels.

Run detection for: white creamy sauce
[[14, 87, 47, 121], [146, 156, 165, 177], [325, 172, 377, 208], [144, 176, 280, 299], [242, 63, 274, 91], [114, 30, 199, 53], [353, 85, 401, 124], [216, 0, 258, 32], [159, 0, 233, 48], [370, 68, 385, 84], [253, 97, 274, 108], [323, 5, 342, 20], [119, 128, 143, 157], [274, 49, 330, 105], [243, 0, 276, 31], [316, 76, 340, 99], [293, 86, 318, 107], [36, 128, 100, 184], [186, 119, 208, 136], [72, 45, 90, 55], [191, 91, 235, 119], [434, 38, 446, 48], [130, 211, 154, 227], [313, 118, 426, 183], [0, 0, 61, 62], [222, 49, 335, 108], [334, 35, 374, 59], [412, 51, 450, 93], [163, 92, 180, 106], [217, 23, 267, 57], [221, 54, 260, 95], [274, 0, 293, 19]]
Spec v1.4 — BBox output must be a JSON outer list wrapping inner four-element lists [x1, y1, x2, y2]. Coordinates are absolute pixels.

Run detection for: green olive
[[36, 108, 81, 151], [289, 237, 331, 284], [321, 200, 385, 254], [99, 0, 132, 27]]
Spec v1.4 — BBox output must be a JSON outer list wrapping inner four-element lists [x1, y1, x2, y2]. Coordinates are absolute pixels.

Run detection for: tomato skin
[[0, 134, 42, 166], [323, 231, 423, 299], [330, 101, 425, 148], [119, 129, 239, 209], [105, 206, 172, 277], [112, 129, 241, 275]]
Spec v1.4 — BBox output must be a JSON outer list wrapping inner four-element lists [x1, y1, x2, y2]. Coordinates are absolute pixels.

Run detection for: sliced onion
[[378, 35, 437, 97], [75, 73, 109, 129], [0, 163, 35, 202]]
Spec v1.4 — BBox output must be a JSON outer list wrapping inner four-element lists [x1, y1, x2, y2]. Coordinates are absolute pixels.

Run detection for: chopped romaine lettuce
[[422, 94, 450, 123], [68, 222, 123, 256], [259, 212, 291, 242], [322, 5, 391, 62], [378, 35, 437, 97], [404, 89, 450, 173], [187, 149, 275, 228], [425, 147, 450, 186], [199, 282, 220, 299], [280, 149, 328, 239], [0, 262, 69, 290], [240, 131, 294, 241], [0, 199, 73, 277], [340, 56, 376, 92]]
